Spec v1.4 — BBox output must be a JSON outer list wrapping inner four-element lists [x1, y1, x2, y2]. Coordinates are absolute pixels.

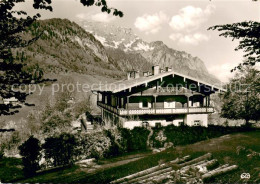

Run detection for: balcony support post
[[127, 96, 129, 115], [203, 96, 207, 107], [154, 95, 157, 114], [116, 96, 119, 108], [97, 93, 100, 101], [187, 95, 190, 113]]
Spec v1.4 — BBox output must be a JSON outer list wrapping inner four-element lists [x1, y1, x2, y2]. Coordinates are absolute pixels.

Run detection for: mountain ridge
[[78, 20, 221, 84], [16, 18, 220, 85]]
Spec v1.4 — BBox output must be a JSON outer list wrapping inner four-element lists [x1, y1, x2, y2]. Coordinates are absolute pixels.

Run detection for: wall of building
[[101, 109, 208, 129], [122, 120, 173, 129], [101, 109, 125, 128], [184, 114, 208, 127]]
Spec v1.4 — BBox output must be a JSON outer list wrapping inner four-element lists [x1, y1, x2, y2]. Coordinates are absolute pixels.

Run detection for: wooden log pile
[[202, 165, 238, 180], [111, 155, 189, 184], [110, 153, 238, 184]]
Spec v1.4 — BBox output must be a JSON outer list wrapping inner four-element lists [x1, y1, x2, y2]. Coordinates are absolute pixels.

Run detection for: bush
[[74, 131, 111, 160], [42, 133, 76, 167], [128, 127, 150, 151], [104, 129, 123, 158], [18, 136, 41, 176], [152, 125, 251, 148]]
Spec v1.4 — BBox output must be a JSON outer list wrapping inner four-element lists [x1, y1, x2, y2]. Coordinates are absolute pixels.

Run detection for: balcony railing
[[97, 101, 214, 116]]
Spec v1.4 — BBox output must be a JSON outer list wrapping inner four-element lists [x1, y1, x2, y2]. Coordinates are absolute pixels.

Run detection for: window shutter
[[148, 102, 151, 108], [172, 102, 176, 108], [139, 101, 142, 108]]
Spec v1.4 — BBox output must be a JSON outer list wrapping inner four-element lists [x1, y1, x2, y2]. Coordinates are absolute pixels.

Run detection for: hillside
[[17, 19, 124, 79]]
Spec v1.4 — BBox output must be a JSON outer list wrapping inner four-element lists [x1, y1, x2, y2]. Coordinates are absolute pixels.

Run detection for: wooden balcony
[[97, 101, 214, 116]]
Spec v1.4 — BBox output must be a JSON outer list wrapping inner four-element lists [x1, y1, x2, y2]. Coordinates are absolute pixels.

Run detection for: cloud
[[169, 5, 215, 31], [169, 33, 209, 45], [168, 5, 215, 45], [76, 13, 115, 23], [208, 63, 235, 83], [134, 11, 168, 34], [91, 13, 116, 23]]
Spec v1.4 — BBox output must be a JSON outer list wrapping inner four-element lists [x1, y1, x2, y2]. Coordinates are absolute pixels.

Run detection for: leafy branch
[[208, 21, 260, 72]]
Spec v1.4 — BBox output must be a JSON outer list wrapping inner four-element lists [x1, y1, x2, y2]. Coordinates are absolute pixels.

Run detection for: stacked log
[[139, 170, 176, 183], [111, 155, 189, 184], [202, 165, 238, 180], [170, 155, 191, 164], [111, 163, 169, 184], [178, 153, 212, 167], [111, 153, 238, 184]]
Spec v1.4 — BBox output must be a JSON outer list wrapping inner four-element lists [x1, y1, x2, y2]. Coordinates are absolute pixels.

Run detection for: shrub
[[104, 129, 123, 158], [42, 133, 76, 167], [117, 127, 132, 152], [18, 136, 41, 176], [128, 127, 150, 151], [152, 125, 251, 148], [74, 131, 111, 160]]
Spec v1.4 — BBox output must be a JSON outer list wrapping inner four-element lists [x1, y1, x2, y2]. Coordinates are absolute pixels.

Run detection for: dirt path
[[79, 152, 152, 174]]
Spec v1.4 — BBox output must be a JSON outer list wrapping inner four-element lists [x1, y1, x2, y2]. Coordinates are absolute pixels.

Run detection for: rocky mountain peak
[[77, 20, 220, 84]]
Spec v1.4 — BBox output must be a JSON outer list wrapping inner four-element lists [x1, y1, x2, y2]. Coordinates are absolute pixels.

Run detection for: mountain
[[6, 18, 222, 123], [18, 18, 220, 84], [78, 20, 220, 84], [18, 18, 124, 79]]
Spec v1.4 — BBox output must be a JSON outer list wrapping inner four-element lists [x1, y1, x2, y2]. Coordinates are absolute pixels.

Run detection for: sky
[[18, 0, 260, 82]]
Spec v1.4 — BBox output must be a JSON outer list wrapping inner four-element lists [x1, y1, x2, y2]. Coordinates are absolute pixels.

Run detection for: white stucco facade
[[121, 114, 208, 129]]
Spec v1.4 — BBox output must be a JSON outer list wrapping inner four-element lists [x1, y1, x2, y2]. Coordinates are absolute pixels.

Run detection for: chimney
[[127, 72, 131, 80], [166, 67, 172, 72], [127, 70, 140, 80], [143, 71, 148, 77], [135, 71, 140, 79], [160, 68, 165, 73], [152, 65, 159, 75]]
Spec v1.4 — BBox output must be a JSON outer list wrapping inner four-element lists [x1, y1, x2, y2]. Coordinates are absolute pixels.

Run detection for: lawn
[[13, 130, 260, 183], [0, 157, 24, 182]]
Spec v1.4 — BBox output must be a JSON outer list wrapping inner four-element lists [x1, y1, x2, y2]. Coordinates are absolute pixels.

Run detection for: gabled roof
[[92, 70, 226, 93]]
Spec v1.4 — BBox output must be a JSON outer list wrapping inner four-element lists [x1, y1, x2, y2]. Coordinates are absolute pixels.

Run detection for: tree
[[0, 0, 122, 115], [221, 66, 260, 126], [18, 136, 41, 176], [208, 21, 260, 71]]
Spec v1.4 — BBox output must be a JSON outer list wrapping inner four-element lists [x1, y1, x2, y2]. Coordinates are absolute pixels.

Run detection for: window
[[105, 96, 107, 104], [139, 99, 151, 108], [164, 101, 175, 108], [142, 121, 149, 128], [143, 100, 148, 108], [194, 120, 201, 126], [155, 122, 161, 128]]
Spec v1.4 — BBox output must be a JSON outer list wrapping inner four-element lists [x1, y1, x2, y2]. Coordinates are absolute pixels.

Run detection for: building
[[92, 66, 225, 129], [1, 97, 19, 106]]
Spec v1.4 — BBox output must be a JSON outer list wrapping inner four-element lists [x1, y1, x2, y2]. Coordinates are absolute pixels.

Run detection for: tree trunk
[[245, 118, 250, 128]]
